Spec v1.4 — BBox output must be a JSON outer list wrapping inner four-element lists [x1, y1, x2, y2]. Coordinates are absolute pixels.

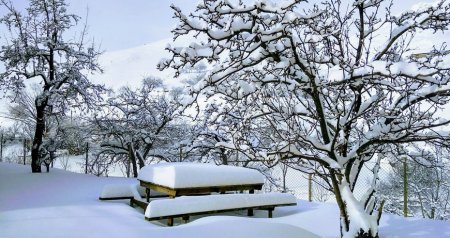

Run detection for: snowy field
[[1, 162, 450, 238]]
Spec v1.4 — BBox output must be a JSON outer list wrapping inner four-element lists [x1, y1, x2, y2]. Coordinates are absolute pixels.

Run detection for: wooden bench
[[143, 193, 297, 226], [98, 184, 168, 201]]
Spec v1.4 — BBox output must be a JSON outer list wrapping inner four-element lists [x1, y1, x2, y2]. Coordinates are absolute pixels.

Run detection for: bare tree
[[93, 77, 181, 177], [0, 0, 104, 173], [160, 0, 450, 237]]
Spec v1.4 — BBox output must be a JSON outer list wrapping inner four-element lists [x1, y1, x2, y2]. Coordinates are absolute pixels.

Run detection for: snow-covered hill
[[91, 38, 182, 90]]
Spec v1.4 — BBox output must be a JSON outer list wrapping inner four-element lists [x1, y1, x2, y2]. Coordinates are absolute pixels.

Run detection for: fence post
[[0, 133, 3, 162], [403, 157, 408, 217], [23, 138, 26, 165], [308, 174, 312, 202], [179, 145, 182, 162], [85, 142, 89, 174]]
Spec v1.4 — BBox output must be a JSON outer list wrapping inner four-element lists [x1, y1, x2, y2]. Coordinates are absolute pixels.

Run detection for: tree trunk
[[46, 151, 55, 173], [126, 159, 130, 178], [336, 181, 379, 238], [220, 148, 228, 165], [127, 143, 139, 178], [31, 103, 46, 173], [136, 151, 145, 169]]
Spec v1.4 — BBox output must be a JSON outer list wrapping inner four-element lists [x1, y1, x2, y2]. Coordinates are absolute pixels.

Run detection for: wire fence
[[268, 161, 392, 202], [269, 159, 450, 220]]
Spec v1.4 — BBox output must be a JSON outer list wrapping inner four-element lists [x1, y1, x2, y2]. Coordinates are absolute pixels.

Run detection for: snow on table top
[[145, 192, 297, 218], [137, 162, 265, 189]]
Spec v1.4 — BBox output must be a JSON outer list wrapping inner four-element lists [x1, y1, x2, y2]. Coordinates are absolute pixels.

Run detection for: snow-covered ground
[[1, 162, 450, 238]]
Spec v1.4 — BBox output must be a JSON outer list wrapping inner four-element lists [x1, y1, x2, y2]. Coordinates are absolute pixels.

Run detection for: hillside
[[90, 38, 182, 90]]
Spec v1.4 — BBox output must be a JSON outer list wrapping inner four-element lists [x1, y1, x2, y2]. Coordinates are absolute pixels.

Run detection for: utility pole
[[403, 157, 408, 217]]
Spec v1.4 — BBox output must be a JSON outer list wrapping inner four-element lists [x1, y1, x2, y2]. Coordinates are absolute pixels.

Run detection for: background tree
[[160, 0, 450, 237], [93, 77, 181, 177], [6, 87, 38, 141], [0, 0, 104, 173]]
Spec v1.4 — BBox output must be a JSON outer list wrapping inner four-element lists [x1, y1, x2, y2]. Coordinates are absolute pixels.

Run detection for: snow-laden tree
[[160, 0, 450, 237], [93, 77, 181, 177], [0, 0, 104, 173]]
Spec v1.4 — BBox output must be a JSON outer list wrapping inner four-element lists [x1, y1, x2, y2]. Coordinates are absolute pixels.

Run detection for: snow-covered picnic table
[[123, 162, 297, 226], [136, 162, 265, 200]]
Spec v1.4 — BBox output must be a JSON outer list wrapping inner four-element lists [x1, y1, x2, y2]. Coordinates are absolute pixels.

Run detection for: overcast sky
[[0, 0, 439, 52], [0, 0, 198, 51], [65, 0, 198, 51]]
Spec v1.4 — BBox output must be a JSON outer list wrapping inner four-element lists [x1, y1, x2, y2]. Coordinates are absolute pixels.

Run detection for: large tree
[[160, 0, 450, 237], [0, 0, 103, 172]]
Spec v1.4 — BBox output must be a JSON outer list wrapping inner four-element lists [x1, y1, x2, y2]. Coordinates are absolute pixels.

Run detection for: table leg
[[168, 218, 174, 226], [268, 208, 274, 218], [146, 188, 150, 203], [248, 189, 254, 216]]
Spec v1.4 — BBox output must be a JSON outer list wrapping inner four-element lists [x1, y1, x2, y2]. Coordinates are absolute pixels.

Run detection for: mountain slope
[[91, 38, 181, 90]]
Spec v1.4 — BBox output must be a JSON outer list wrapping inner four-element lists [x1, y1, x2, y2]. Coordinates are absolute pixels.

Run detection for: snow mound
[[173, 218, 321, 238]]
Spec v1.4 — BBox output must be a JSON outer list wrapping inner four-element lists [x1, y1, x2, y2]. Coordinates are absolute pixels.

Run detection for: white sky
[[0, 0, 435, 52]]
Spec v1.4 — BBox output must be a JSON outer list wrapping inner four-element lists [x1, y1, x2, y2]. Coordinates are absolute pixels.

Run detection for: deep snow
[[138, 162, 264, 188], [1, 162, 450, 238]]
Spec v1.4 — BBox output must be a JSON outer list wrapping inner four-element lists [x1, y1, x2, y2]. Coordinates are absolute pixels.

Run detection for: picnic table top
[[137, 162, 265, 190]]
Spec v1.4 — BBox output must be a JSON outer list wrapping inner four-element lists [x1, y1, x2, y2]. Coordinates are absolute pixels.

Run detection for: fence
[[0, 137, 30, 165], [268, 159, 439, 219]]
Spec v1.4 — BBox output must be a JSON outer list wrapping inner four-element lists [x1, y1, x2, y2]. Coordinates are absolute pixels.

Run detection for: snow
[[137, 162, 265, 188], [145, 192, 296, 218], [99, 184, 142, 200], [340, 181, 378, 238], [89, 38, 181, 90], [2, 162, 450, 238], [99, 183, 167, 200]]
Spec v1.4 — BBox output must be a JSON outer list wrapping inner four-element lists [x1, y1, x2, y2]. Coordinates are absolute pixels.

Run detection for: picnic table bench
[[134, 163, 296, 225], [144, 193, 297, 226], [99, 184, 168, 201]]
